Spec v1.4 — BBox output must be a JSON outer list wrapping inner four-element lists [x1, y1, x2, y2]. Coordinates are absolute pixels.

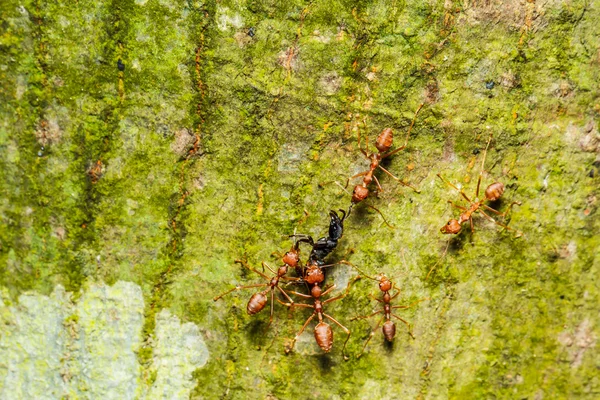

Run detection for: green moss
[[1, 0, 600, 398]]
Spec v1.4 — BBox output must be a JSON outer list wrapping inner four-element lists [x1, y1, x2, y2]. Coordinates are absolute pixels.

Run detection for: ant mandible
[[437, 134, 522, 237], [213, 243, 300, 327], [349, 103, 425, 204], [339, 261, 428, 358], [278, 259, 359, 360]]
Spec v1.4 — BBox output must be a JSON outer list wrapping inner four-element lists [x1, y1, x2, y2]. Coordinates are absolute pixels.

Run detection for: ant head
[[484, 182, 504, 201], [378, 274, 393, 292], [305, 263, 324, 285], [375, 128, 393, 153], [440, 219, 461, 234], [352, 185, 369, 203], [282, 249, 300, 268]]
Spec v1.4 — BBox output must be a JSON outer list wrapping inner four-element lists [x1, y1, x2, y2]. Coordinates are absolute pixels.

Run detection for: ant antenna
[[367, 205, 396, 229], [425, 239, 450, 280], [337, 260, 378, 281]]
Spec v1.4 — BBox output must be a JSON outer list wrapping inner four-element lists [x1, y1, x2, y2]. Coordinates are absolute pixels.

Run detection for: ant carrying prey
[[437, 134, 522, 237], [278, 259, 359, 359]]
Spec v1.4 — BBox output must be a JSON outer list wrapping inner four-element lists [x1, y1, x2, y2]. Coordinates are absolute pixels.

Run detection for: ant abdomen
[[485, 182, 505, 201], [382, 320, 396, 342], [314, 322, 333, 352], [375, 128, 394, 153], [247, 292, 268, 315]]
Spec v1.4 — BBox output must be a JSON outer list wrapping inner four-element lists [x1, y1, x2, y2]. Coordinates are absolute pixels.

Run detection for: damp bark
[[0, 0, 599, 399]]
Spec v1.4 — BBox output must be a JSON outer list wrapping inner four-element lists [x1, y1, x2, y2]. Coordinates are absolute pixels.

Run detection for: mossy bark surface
[[1, 0, 599, 399]]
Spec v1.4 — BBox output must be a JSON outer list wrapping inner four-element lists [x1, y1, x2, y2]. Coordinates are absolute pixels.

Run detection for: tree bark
[[0, 0, 599, 399]]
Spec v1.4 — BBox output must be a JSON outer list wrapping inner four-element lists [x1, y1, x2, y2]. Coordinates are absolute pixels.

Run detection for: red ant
[[277, 259, 359, 360], [349, 103, 425, 204], [213, 244, 300, 326], [437, 134, 522, 237], [339, 261, 428, 358]]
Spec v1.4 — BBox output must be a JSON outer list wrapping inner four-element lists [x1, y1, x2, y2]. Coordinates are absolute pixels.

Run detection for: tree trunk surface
[[0, 0, 599, 399]]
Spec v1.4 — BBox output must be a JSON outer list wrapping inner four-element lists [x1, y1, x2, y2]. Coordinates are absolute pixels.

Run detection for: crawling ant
[[349, 103, 424, 204], [437, 134, 522, 237], [278, 259, 358, 359], [340, 261, 428, 358], [213, 243, 301, 326], [292, 209, 347, 265]]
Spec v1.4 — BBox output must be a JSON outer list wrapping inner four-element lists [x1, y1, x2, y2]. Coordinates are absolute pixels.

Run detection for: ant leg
[[281, 276, 302, 282], [267, 288, 275, 328], [319, 180, 353, 196], [380, 145, 406, 159], [369, 293, 384, 303], [381, 103, 425, 159], [367, 205, 396, 229], [334, 181, 353, 195], [286, 313, 316, 354], [372, 175, 384, 193], [213, 283, 269, 301], [261, 262, 277, 275], [425, 239, 450, 280], [323, 276, 361, 305], [350, 310, 383, 321], [321, 284, 337, 298], [391, 314, 415, 339], [478, 209, 523, 237], [336, 260, 377, 281], [276, 285, 296, 305], [357, 128, 369, 158], [437, 174, 473, 203], [276, 298, 313, 308], [392, 297, 430, 310], [378, 165, 420, 193], [482, 202, 521, 218], [502, 201, 522, 219], [286, 290, 313, 299], [323, 313, 351, 360], [356, 316, 385, 359], [348, 171, 369, 182], [390, 291, 400, 300], [297, 209, 310, 226], [448, 200, 467, 211], [235, 259, 270, 280], [364, 134, 371, 158], [476, 133, 494, 199], [290, 234, 314, 246]]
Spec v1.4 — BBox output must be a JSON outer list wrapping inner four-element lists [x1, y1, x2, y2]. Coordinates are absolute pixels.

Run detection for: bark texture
[[0, 0, 599, 399]]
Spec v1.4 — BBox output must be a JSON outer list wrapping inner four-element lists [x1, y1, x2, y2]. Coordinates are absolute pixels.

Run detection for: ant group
[[214, 116, 525, 361], [214, 210, 359, 357], [213, 243, 301, 327], [437, 134, 522, 237]]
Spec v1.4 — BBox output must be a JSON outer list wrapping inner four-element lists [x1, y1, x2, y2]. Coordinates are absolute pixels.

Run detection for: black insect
[[117, 59, 125, 71], [248, 27, 255, 37], [293, 209, 347, 264]]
